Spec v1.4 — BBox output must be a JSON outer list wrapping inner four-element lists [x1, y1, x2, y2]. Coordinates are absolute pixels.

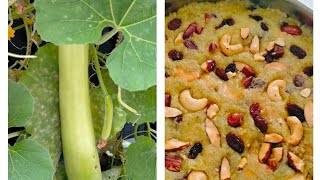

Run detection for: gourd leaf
[[126, 136, 156, 180], [8, 79, 33, 128], [8, 139, 54, 180], [19, 43, 61, 169], [35, 0, 156, 91]]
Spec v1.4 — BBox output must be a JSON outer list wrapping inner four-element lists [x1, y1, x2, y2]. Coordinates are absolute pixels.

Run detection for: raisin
[[271, 49, 284, 59], [168, 50, 183, 61], [241, 66, 256, 77], [249, 103, 261, 119], [215, 68, 229, 81], [226, 132, 244, 153], [183, 22, 197, 39], [206, 60, 215, 72], [228, 113, 243, 127], [293, 75, 305, 87], [290, 45, 306, 59], [165, 93, 171, 107], [226, 18, 235, 26], [261, 22, 269, 31], [184, 40, 198, 49], [303, 66, 313, 76], [215, 18, 235, 29], [188, 143, 203, 159], [242, 76, 253, 88], [264, 54, 275, 63], [165, 154, 183, 172], [168, 18, 182, 30], [175, 114, 183, 123], [165, 70, 169, 78], [225, 63, 237, 73], [209, 43, 218, 53], [196, 26, 203, 34], [254, 115, 268, 133], [247, 5, 257, 11], [249, 78, 265, 89], [286, 103, 305, 122], [281, 23, 302, 35], [249, 15, 263, 21]]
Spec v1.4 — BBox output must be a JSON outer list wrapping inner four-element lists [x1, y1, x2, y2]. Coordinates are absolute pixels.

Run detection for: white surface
[[300, 0, 313, 8]]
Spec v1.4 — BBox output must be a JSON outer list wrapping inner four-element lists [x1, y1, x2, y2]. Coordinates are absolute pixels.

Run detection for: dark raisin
[[188, 143, 203, 159], [264, 53, 275, 63], [168, 50, 183, 61], [209, 43, 218, 53], [225, 63, 237, 73], [254, 115, 268, 133], [226, 132, 244, 153], [165, 93, 171, 107], [290, 45, 306, 59], [261, 22, 269, 31], [226, 18, 235, 26], [249, 78, 265, 89], [183, 22, 197, 39], [175, 114, 183, 123], [168, 18, 182, 30], [303, 66, 313, 76], [293, 75, 305, 87], [241, 66, 256, 77], [184, 40, 198, 50], [272, 49, 284, 59], [281, 23, 302, 35], [247, 5, 257, 11], [249, 15, 263, 21], [206, 60, 215, 72], [165, 70, 169, 78], [228, 113, 243, 127], [286, 103, 305, 122], [242, 76, 253, 88], [249, 103, 261, 119], [215, 18, 234, 29], [215, 68, 229, 81]]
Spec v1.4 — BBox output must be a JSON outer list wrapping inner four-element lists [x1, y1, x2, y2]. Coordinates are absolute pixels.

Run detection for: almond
[[258, 143, 272, 163], [165, 138, 190, 151]]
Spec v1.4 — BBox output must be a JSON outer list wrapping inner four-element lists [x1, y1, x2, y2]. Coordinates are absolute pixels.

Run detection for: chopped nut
[[254, 53, 265, 61], [275, 37, 285, 46], [187, 171, 207, 180], [266, 41, 275, 51], [205, 118, 221, 147], [258, 143, 272, 163], [299, 88, 311, 98], [200, 60, 215, 73], [264, 133, 283, 143], [237, 157, 248, 170], [165, 154, 183, 172], [174, 32, 184, 45], [304, 100, 313, 127], [241, 27, 250, 39], [220, 34, 244, 56], [220, 157, 231, 180], [175, 70, 200, 81], [165, 138, 190, 151], [226, 71, 237, 79], [250, 35, 260, 54], [207, 104, 219, 118], [287, 151, 305, 173], [272, 147, 284, 162], [165, 107, 182, 118]]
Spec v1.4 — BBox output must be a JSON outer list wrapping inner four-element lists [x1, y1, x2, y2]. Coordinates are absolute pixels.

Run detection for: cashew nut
[[267, 80, 286, 101], [205, 118, 220, 147], [264, 133, 283, 143], [174, 32, 184, 45], [219, 34, 244, 56], [226, 71, 237, 79], [187, 171, 207, 180], [250, 35, 260, 54], [240, 27, 249, 39], [265, 62, 288, 71], [304, 100, 313, 127], [207, 104, 219, 118], [300, 88, 311, 98], [165, 107, 182, 118], [175, 69, 200, 81], [179, 89, 208, 111], [237, 157, 248, 170], [286, 116, 303, 145], [275, 37, 285, 47], [165, 138, 190, 151], [220, 157, 231, 180], [266, 41, 275, 51]]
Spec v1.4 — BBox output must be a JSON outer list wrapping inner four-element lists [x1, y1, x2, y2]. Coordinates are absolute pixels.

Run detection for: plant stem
[[8, 52, 36, 59], [8, 130, 25, 139], [18, 17, 32, 70], [13, 24, 25, 31], [118, 86, 141, 125], [134, 124, 138, 139], [10, 3, 35, 20], [146, 123, 152, 138], [95, 28, 118, 45], [91, 45, 108, 95]]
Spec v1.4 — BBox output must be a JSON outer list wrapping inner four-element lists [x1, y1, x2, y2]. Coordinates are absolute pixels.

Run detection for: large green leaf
[[8, 80, 33, 128], [8, 139, 54, 180], [19, 44, 61, 168], [126, 136, 156, 180], [35, 0, 156, 91], [102, 166, 122, 180]]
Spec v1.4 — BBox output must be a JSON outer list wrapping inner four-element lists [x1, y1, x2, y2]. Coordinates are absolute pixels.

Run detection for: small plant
[[8, 0, 156, 179]]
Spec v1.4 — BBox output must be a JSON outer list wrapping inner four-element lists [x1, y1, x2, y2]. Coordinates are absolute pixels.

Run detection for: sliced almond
[[304, 100, 313, 127], [226, 71, 237, 79], [254, 53, 265, 61], [241, 27, 250, 39], [237, 157, 248, 170], [286, 116, 303, 145], [264, 133, 283, 143], [258, 143, 272, 163], [207, 104, 219, 118], [220, 157, 231, 180], [174, 32, 184, 45], [165, 107, 182, 118], [205, 118, 220, 147], [165, 138, 190, 151], [250, 35, 260, 54], [267, 158, 278, 171], [299, 88, 311, 98], [187, 171, 207, 180], [288, 151, 305, 173], [265, 62, 288, 71], [275, 37, 285, 46], [266, 41, 275, 51], [272, 147, 284, 162]]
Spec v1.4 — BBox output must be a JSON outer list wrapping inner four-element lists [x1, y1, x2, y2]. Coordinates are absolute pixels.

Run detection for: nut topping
[[254, 53, 265, 61], [209, 43, 218, 53], [228, 113, 243, 127], [299, 88, 311, 98], [272, 147, 284, 163], [241, 27, 250, 39], [220, 34, 244, 56], [242, 76, 253, 88], [220, 157, 231, 180], [264, 133, 283, 143], [281, 23, 302, 35], [266, 41, 275, 52], [205, 118, 221, 147], [206, 104, 219, 119], [237, 157, 248, 170], [165, 154, 183, 172], [215, 68, 229, 81], [275, 37, 285, 46], [241, 66, 256, 77], [174, 32, 184, 45], [287, 151, 305, 173], [165, 138, 190, 151], [250, 35, 260, 54], [267, 80, 286, 101], [200, 60, 215, 73], [286, 116, 303, 145], [258, 143, 272, 163], [183, 22, 197, 39], [304, 100, 313, 127], [179, 89, 208, 111], [226, 72, 237, 79], [187, 171, 207, 180], [165, 107, 182, 118]]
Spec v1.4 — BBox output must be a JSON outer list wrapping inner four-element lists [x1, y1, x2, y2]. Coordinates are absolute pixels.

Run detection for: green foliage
[[19, 44, 62, 168], [8, 139, 55, 180], [8, 79, 33, 128], [102, 166, 122, 180], [126, 136, 156, 180], [35, 0, 156, 91]]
